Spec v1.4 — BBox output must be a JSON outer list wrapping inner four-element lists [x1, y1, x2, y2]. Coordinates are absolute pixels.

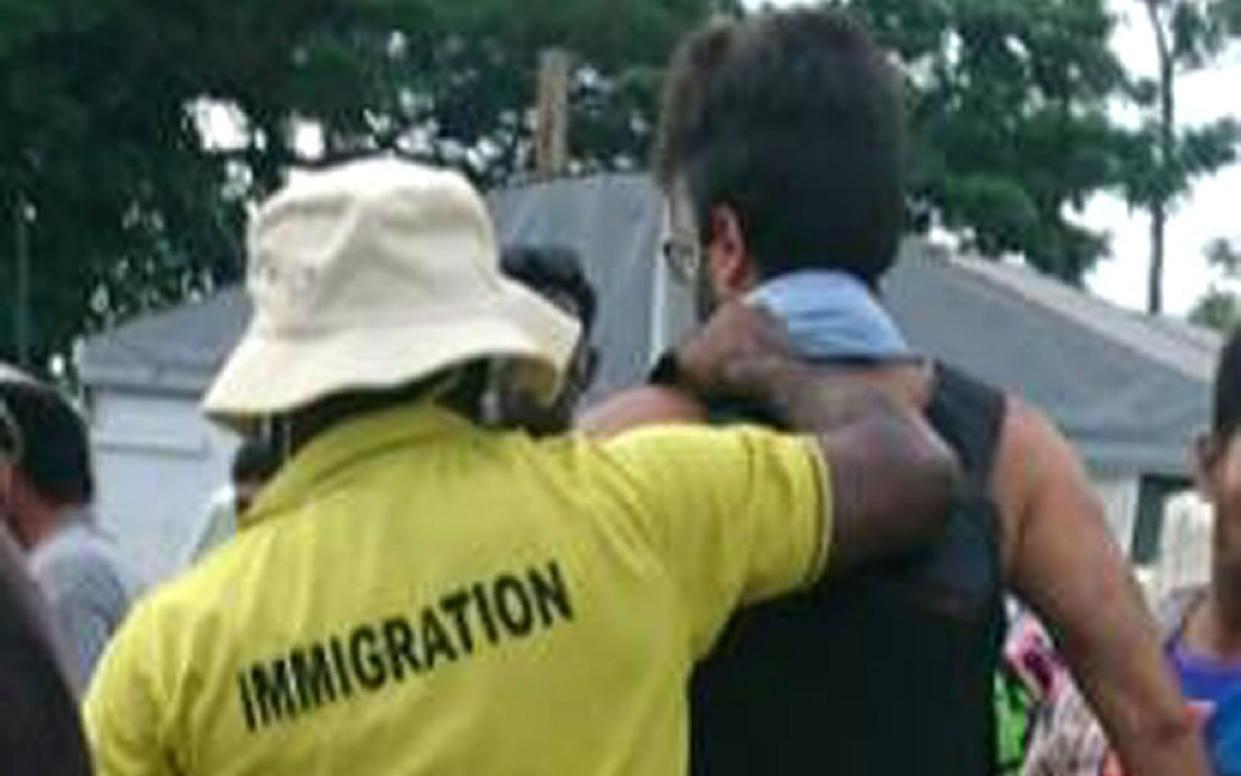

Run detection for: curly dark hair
[[655, 9, 906, 286], [0, 381, 93, 505], [501, 245, 597, 331], [231, 435, 281, 486]]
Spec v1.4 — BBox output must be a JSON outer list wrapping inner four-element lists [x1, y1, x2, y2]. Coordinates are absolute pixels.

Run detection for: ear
[[704, 205, 758, 301]]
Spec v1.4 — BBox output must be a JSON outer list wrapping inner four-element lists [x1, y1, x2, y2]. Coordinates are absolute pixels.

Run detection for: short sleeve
[[603, 425, 829, 656], [47, 583, 114, 690], [83, 603, 174, 776], [38, 556, 130, 690]]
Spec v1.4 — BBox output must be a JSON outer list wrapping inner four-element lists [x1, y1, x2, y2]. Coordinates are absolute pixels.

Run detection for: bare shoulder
[[577, 385, 708, 438], [994, 396, 1070, 476], [992, 395, 1093, 572]]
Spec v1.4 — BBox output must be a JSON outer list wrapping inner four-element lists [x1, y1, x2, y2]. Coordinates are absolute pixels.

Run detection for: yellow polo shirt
[[84, 401, 829, 776]]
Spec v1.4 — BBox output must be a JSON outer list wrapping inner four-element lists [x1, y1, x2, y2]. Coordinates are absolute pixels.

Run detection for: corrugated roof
[[883, 249, 1217, 475], [948, 255, 1218, 382], [78, 288, 250, 394]]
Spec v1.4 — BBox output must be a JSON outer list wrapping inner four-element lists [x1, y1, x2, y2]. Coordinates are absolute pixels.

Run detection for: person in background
[[0, 382, 93, 774], [0, 364, 139, 692], [1024, 327, 1241, 775], [84, 158, 959, 776], [495, 245, 599, 434], [184, 435, 281, 565], [0, 523, 93, 775], [995, 602, 1064, 774], [582, 9, 1206, 775]]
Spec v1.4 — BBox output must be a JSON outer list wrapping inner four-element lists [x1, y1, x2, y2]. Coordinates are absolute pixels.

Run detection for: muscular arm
[[578, 385, 707, 436], [998, 401, 1207, 776], [731, 359, 954, 574], [586, 302, 960, 576]]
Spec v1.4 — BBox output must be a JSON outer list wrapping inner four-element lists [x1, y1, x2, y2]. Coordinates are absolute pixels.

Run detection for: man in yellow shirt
[[84, 158, 957, 775]]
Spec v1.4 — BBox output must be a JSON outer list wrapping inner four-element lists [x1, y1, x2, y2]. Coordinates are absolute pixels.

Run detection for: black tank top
[[690, 363, 1007, 776]]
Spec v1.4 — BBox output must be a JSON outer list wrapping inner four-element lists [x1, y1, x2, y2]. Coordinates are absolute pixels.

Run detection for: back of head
[[501, 245, 597, 331], [0, 381, 93, 507], [231, 435, 282, 488], [1214, 328, 1241, 440], [655, 9, 905, 285]]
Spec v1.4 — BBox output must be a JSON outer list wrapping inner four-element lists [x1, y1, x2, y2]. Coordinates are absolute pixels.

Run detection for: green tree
[[1189, 237, 1241, 332], [0, 0, 724, 373], [839, 0, 1132, 282], [1128, 0, 1241, 314], [1189, 286, 1241, 332]]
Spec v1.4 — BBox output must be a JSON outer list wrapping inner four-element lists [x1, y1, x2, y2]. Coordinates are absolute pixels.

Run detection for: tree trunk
[[1143, 0, 1177, 316], [535, 48, 571, 180], [1148, 199, 1166, 315]]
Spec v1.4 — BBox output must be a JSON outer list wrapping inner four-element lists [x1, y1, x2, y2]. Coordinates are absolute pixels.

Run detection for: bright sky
[[758, 0, 1241, 316], [1086, 6, 1241, 314]]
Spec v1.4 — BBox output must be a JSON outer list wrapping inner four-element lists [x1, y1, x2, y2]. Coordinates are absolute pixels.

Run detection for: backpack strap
[[926, 363, 1006, 491]]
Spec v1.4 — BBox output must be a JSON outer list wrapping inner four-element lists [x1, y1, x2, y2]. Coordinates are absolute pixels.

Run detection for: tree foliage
[[1125, 0, 1241, 313], [1188, 286, 1241, 331], [0, 0, 726, 371], [1189, 236, 1241, 332], [843, 0, 1238, 296], [3, 0, 1237, 370], [840, 0, 1131, 281]]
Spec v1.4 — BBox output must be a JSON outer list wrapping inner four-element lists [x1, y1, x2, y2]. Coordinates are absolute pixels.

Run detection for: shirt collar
[[246, 401, 476, 525]]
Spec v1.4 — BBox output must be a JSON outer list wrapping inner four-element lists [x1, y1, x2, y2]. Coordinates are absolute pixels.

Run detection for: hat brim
[[202, 280, 580, 431]]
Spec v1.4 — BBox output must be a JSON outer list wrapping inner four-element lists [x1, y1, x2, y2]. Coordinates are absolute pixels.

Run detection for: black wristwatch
[[648, 350, 685, 388]]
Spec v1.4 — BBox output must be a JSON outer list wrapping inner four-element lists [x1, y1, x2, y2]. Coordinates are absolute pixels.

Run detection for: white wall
[[1090, 475, 1141, 556], [1149, 490, 1213, 601], [90, 388, 238, 585]]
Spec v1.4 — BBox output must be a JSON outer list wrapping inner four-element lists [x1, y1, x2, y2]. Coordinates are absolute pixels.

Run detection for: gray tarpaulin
[[884, 248, 1216, 476], [489, 175, 693, 401]]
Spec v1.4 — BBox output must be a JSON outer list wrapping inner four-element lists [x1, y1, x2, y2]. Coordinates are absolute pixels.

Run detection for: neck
[[286, 369, 482, 458], [12, 499, 69, 551]]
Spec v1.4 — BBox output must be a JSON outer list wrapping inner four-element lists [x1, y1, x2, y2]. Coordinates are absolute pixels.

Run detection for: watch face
[[649, 352, 682, 387]]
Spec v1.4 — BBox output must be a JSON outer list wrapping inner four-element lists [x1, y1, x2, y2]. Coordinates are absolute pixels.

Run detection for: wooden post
[[535, 48, 571, 180]]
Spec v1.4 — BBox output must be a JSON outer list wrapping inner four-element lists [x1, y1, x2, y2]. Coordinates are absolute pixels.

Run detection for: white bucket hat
[[203, 158, 580, 428]]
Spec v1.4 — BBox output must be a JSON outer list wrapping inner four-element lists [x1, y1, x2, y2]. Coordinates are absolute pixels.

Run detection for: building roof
[[884, 248, 1218, 475], [79, 173, 1219, 475], [78, 287, 249, 395]]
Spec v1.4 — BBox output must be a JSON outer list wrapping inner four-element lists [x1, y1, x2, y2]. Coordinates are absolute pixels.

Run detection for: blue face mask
[[747, 270, 915, 363]]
